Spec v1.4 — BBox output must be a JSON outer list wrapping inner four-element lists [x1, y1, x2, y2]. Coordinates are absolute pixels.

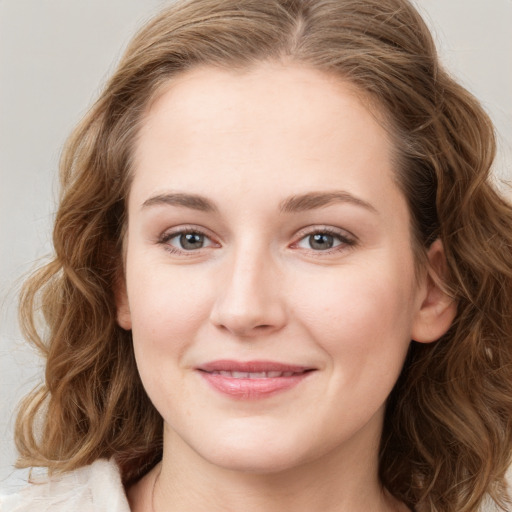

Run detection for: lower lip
[[198, 371, 312, 399]]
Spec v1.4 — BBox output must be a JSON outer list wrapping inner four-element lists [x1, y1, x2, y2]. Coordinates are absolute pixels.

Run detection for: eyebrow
[[142, 193, 218, 212], [279, 191, 377, 214], [141, 190, 377, 214]]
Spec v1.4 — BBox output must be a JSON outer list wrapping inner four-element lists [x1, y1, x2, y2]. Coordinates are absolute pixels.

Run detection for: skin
[[117, 62, 455, 512]]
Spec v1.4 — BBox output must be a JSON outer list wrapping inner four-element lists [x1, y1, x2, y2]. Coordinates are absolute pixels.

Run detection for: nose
[[209, 247, 287, 338]]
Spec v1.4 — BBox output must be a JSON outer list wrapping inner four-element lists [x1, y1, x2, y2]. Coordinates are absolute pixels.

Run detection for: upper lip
[[197, 360, 314, 373]]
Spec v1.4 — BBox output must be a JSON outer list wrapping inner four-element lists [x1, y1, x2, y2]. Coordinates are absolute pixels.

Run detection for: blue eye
[[178, 233, 206, 250], [307, 233, 337, 250], [163, 231, 214, 251], [296, 230, 354, 251]]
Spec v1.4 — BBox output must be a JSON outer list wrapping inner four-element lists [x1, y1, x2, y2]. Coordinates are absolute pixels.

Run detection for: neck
[[129, 422, 406, 512]]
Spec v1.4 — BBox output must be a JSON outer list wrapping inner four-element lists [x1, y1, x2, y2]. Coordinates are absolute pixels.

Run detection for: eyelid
[[290, 225, 357, 252], [156, 224, 357, 255], [157, 225, 221, 253]]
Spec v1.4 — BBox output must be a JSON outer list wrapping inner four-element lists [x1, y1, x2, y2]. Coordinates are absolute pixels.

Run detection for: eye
[[160, 229, 216, 252], [295, 229, 356, 252]]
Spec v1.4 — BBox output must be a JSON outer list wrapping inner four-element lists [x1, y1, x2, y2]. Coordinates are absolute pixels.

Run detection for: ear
[[411, 239, 457, 343], [114, 273, 132, 331]]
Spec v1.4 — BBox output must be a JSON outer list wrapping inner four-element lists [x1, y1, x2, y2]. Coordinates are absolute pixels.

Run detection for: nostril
[[209, 282, 288, 337]]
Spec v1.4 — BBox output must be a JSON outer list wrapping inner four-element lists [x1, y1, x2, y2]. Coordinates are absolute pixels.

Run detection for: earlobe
[[114, 274, 132, 331], [411, 239, 457, 343]]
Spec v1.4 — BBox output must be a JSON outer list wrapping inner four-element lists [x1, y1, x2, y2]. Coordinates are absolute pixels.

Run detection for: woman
[[2, 0, 511, 511]]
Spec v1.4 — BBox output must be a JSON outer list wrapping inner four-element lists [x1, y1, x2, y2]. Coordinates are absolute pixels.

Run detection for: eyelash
[[157, 226, 357, 255], [157, 226, 216, 256], [292, 226, 357, 254]]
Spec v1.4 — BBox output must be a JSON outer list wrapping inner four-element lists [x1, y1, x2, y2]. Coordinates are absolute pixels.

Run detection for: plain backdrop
[[1, 0, 511, 497]]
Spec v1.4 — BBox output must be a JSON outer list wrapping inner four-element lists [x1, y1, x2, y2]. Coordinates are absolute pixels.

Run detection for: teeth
[[232, 371, 250, 378], [210, 370, 300, 379]]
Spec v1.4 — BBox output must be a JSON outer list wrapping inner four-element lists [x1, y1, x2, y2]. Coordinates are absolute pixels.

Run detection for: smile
[[196, 360, 315, 399], [206, 370, 305, 378]]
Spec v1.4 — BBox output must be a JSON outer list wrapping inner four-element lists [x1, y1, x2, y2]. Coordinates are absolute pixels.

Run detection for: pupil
[[180, 233, 204, 250], [310, 233, 334, 250]]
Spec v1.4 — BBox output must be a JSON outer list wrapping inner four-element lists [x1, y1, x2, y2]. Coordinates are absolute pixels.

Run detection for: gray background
[[1, 0, 511, 496]]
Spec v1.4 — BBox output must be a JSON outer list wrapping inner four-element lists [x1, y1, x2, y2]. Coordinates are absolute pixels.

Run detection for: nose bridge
[[210, 239, 286, 337]]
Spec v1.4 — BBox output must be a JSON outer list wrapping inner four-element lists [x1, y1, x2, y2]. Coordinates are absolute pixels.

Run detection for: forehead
[[140, 62, 387, 149], [131, 62, 405, 222]]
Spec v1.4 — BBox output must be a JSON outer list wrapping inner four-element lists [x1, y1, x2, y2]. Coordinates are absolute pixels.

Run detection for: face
[[118, 62, 434, 474]]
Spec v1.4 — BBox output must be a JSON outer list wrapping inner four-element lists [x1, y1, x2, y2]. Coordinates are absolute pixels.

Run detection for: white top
[[0, 459, 130, 512]]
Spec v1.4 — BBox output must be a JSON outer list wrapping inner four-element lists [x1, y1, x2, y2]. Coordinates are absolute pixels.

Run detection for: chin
[[206, 445, 307, 475], [190, 426, 324, 475]]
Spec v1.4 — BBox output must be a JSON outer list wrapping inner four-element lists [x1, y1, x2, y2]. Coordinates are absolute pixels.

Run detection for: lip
[[196, 360, 315, 400]]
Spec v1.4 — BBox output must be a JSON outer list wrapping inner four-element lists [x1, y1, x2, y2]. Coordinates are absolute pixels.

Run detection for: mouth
[[196, 360, 316, 399], [204, 370, 308, 378]]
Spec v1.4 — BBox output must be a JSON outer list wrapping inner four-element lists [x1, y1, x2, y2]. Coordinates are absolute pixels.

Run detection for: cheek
[[126, 266, 215, 424], [129, 259, 212, 327], [293, 262, 416, 380], [127, 265, 213, 379]]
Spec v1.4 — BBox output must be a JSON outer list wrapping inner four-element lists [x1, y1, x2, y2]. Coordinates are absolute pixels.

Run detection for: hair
[[14, 0, 512, 510]]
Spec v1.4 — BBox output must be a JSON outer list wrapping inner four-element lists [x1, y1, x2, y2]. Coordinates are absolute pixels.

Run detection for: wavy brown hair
[[15, 0, 512, 510]]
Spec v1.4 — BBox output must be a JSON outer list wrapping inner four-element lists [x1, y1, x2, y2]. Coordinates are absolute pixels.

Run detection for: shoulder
[[0, 459, 130, 512]]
